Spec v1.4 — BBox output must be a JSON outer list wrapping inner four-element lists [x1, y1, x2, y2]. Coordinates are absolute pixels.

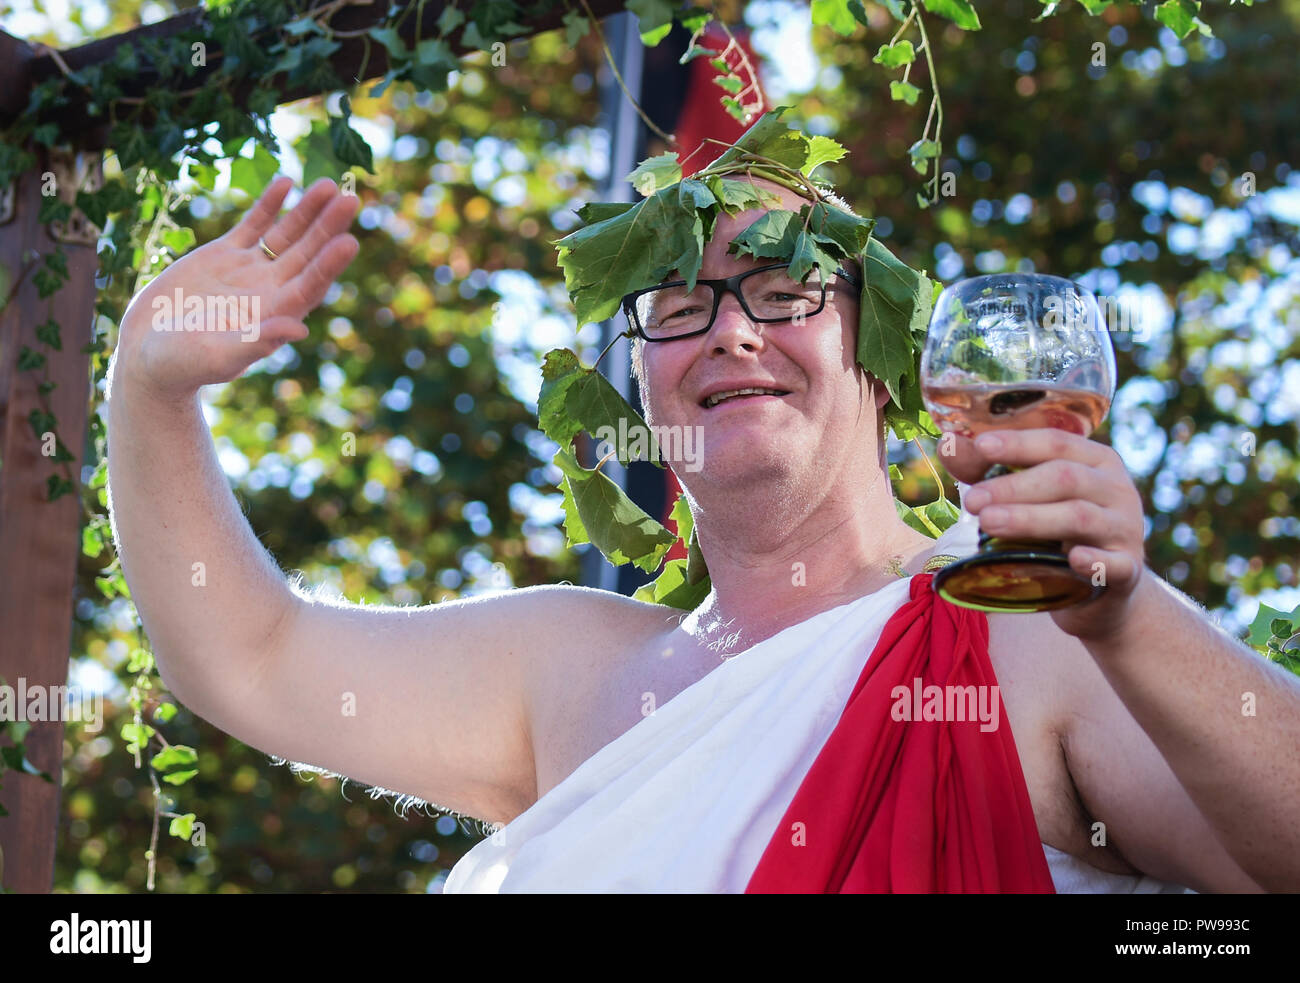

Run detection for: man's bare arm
[[1066, 572, 1300, 892], [104, 176, 642, 825], [948, 427, 1295, 891]]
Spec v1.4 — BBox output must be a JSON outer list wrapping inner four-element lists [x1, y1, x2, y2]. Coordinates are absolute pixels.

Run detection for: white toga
[[444, 503, 1193, 894]]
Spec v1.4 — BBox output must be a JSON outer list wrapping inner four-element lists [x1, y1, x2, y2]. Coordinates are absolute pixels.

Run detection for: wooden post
[[0, 148, 100, 892]]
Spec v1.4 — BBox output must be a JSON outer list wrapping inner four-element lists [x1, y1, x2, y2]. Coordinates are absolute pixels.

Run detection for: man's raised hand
[[113, 175, 360, 402]]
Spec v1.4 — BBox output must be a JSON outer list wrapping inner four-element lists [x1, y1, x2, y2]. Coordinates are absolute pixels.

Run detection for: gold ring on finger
[[259, 236, 279, 261]]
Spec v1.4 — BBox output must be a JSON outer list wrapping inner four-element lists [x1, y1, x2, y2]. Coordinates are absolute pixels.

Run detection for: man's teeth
[[704, 387, 786, 408]]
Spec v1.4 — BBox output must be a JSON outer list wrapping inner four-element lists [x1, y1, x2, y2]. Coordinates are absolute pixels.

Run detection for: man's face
[[636, 178, 883, 497]]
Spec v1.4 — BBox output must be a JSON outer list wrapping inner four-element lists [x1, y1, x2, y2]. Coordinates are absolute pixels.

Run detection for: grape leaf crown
[[536, 106, 952, 608]]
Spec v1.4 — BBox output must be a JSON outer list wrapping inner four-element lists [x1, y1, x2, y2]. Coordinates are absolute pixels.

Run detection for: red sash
[[744, 573, 1056, 893]]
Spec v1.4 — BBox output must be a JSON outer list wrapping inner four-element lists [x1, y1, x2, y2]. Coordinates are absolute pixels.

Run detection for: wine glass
[[920, 273, 1118, 613]]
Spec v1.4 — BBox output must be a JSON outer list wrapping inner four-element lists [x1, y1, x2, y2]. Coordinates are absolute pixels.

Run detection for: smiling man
[[107, 125, 1300, 895]]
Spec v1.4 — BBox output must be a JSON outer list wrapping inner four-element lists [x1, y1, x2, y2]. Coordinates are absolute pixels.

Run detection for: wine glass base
[[932, 551, 1103, 613]]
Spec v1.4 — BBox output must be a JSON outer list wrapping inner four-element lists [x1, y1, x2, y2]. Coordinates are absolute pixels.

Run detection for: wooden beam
[[4, 0, 632, 141], [0, 28, 39, 120], [0, 150, 100, 893]]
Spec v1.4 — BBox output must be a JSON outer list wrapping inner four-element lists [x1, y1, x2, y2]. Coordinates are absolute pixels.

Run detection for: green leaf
[[802, 135, 847, 178], [882, 0, 910, 20], [555, 468, 589, 547], [188, 161, 219, 191], [126, 647, 154, 673], [1, 745, 51, 781], [437, 5, 465, 33], [1074, 0, 1112, 13], [720, 97, 746, 122], [858, 236, 934, 415], [896, 498, 938, 536], [154, 702, 179, 724], [151, 744, 199, 785], [120, 721, 156, 754], [37, 196, 72, 224], [890, 80, 922, 105], [1154, 0, 1210, 38], [680, 7, 712, 31], [635, 558, 712, 610], [169, 813, 196, 839], [82, 522, 103, 557], [848, 0, 873, 26], [329, 114, 374, 173], [562, 9, 590, 46], [680, 43, 714, 65], [626, 152, 682, 198], [873, 40, 916, 68], [628, 0, 675, 46], [921, 0, 982, 30], [229, 142, 279, 199], [283, 15, 319, 35], [294, 120, 342, 188], [909, 139, 941, 175], [922, 495, 961, 534], [554, 178, 716, 327], [367, 26, 408, 61], [160, 225, 196, 255], [17, 346, 46, 371], [460, 21, 487, 48], [713, 74, 743, 95], [705, 105, 806, 174], [538, 350, 584, 445], [552, 449, 675, 572], [727, 208, 802, 262], [1247, 603, 1287, 647], [811, 0, 860, 36], [707, 176, 767, 212], [538, 349, 661, 467], [669, 491, 694, 546], [575, 201, 637, 224]]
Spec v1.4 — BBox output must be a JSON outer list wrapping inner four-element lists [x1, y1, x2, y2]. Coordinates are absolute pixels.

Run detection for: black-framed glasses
[[621, 262, 862, 342]]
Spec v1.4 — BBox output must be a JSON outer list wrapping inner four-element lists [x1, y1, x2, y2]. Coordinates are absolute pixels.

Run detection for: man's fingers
[[1065, 545, 1141, 591], [261, 178, 343, 263], [972, 428, 1113, 469], [229, 176, 294, 249], [963, 458, 1124, 510], [977, 498, 1117, 545], [936, 432, 993, 484], [274, 192, 361, 279], [275, 234, 360, 319]]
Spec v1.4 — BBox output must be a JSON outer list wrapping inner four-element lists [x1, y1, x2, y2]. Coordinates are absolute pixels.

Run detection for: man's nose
[[706, 290, 764, 356]]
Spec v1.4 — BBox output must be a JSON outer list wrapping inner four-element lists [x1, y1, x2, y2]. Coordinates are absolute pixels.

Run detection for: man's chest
[[525, 609, 1136, 875]]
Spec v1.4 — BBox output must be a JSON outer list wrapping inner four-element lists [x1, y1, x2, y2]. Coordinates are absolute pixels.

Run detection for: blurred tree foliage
[[42, 2, 607, 893], [4, 0, 1292, 892]]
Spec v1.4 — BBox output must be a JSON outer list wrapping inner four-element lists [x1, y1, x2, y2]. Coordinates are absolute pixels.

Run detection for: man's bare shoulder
[[494, 582, 684, 633], [498, 583, 686, 685]]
